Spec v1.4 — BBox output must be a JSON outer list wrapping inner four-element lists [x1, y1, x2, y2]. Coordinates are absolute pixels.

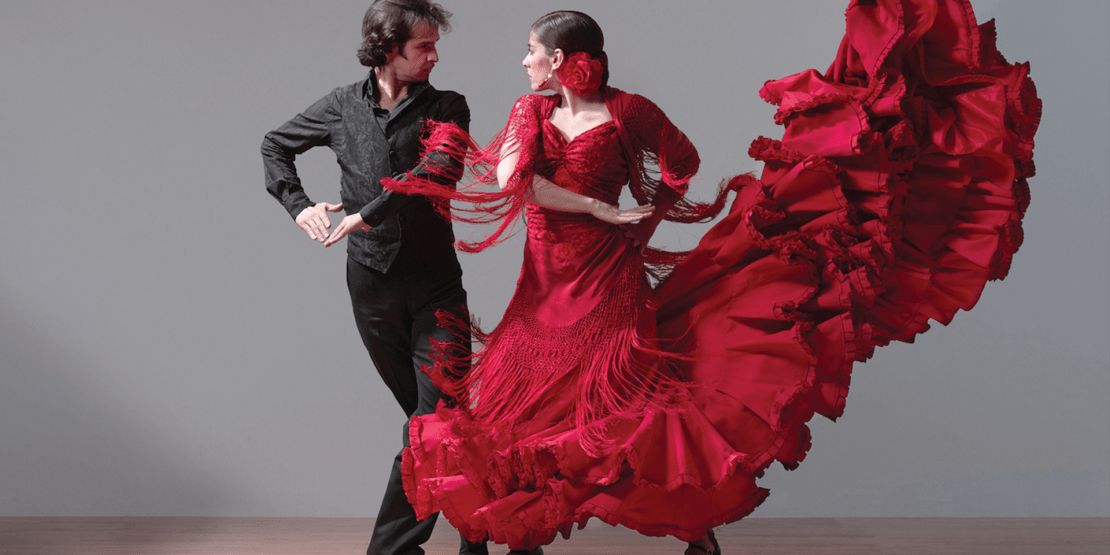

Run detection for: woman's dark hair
[[357, 0, 452, 68], [531, 11, 609, 86]]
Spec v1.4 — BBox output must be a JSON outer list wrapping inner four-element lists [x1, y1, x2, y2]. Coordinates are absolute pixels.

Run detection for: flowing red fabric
[[391, 0, 1040, 550]]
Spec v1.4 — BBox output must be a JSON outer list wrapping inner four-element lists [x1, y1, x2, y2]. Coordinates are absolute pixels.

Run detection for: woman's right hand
[[590, 201, 653, 225]]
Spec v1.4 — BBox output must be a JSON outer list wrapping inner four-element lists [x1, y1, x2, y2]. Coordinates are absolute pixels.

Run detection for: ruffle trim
[[405, 405, 774, 547], [658, 0, 1040, 485]]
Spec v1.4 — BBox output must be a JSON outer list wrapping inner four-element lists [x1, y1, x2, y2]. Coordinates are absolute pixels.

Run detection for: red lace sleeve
[[617, 92, 700, 196], [609, 89, 753, 229], [382, 94, 554, 253], [607, 89, 754, 281]]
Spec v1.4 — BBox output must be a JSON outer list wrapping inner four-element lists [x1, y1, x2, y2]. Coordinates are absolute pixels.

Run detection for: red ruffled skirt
[[402, 0, 1040, 549]]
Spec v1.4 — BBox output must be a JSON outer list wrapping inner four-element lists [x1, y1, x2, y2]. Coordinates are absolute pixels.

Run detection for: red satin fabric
[[398, 0, 1040, 549]]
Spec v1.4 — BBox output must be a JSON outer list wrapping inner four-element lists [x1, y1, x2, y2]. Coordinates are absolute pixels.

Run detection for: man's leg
[[347, 258, 420, 416], [347, 258, 439, 555], [368, 417, 439, 555], [408, 285, 488, 555], [370, 366, 490, 555]]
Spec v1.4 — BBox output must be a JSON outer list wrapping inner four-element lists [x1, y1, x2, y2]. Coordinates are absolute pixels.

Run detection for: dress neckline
[[543, 118, 616, 146], [543, 95, 615, 145]]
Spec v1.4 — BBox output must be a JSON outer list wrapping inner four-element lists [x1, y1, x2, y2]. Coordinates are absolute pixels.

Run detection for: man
[[261, 2, 490, 554]]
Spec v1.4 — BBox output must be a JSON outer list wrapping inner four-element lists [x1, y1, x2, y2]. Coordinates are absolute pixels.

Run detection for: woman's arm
[[495, 137, 522, 192], [496, 136, 651, 225], [623, 185, 681, 248], [618, 94, 701, 246], [529, 175, 653, 224]]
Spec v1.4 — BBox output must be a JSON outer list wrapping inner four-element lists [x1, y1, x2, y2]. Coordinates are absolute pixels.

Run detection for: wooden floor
[[1, 517, 1106, 555]]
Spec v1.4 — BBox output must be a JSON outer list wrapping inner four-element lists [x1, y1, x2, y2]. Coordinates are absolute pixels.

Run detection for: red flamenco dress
[[386, 0, 1040, 549]]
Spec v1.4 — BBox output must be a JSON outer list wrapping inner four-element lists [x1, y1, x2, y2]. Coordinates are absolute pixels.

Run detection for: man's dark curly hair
[[357, 0, 452, 68]]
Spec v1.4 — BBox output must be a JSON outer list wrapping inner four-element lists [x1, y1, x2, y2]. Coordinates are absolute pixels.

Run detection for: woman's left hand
[[621, 219, 658, 251], [591, 202, 652, 225]]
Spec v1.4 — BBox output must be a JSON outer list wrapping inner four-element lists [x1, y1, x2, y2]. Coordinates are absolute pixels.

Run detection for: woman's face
[[523, 31, 557, 92]]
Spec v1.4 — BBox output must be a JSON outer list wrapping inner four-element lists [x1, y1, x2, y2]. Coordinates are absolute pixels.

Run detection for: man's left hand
[[324, 213, 372, 247]]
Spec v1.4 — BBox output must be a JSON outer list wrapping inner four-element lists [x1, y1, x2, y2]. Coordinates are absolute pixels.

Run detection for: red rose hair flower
[[557, 52, 603, 96]]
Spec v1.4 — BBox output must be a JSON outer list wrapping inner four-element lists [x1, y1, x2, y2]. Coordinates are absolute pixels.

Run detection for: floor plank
[[0, 517, 1105, 555]]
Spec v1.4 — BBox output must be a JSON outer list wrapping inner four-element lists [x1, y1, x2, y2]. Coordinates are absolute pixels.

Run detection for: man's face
[[386, 21, 440, 84]]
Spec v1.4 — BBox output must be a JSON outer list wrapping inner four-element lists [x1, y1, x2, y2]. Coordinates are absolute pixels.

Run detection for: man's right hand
[[295, 201, 344, 243]]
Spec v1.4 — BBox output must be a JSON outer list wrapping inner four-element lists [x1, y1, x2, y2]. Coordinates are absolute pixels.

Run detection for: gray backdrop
[[2, 0, 1107, 520]]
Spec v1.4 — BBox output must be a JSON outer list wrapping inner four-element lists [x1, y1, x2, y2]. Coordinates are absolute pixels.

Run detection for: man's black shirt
[[262, 71, 469, 275]]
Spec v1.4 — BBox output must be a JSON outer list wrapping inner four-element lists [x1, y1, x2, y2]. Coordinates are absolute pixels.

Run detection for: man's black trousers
[[346, 257, 483, 555]]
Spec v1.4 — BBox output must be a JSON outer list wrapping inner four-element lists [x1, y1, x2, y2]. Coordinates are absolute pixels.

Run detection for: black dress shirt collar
[[365, 70, 431, 119]]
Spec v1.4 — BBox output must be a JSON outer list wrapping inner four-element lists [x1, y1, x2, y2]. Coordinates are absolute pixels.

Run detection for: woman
[[387, 3, 1039, 554]]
